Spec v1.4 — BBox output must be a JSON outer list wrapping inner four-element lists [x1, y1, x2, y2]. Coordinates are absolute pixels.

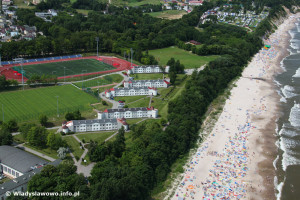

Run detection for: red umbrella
[[17, 73, 21, 76], [13, 71, 18, 73]]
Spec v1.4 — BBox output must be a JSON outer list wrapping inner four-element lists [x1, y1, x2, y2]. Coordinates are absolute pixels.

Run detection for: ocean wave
[[288, 103, 300, 127], [273, 155, 279, 170], [280, 59, 287, 71], [275, 176, 284, 200], [289, 30, 296, 38], [292, 67, 300, 77], [290, 42, 299, 50], [279, 126, 299, 138], [281, 150, 300, 171], [281, 85, 297, 99], [274, 79, 282, 87]]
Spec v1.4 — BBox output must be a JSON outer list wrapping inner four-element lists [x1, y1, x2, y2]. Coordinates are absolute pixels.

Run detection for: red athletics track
[[0, 56, 137, 82]]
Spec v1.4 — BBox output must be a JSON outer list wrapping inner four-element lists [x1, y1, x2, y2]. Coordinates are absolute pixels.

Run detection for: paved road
[[12, 126, 61, 136], [99, 71, 129, 109], [15, 143, 56, 162]]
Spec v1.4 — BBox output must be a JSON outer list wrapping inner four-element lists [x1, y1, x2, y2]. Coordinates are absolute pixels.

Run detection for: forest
[[3, 0, 299, 199]]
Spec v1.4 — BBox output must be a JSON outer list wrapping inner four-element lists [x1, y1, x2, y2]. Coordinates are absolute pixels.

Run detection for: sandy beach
[[168, 12, 300, 200]]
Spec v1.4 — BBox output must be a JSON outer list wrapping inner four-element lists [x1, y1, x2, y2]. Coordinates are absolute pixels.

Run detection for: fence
[[1, 54, 82, 65]]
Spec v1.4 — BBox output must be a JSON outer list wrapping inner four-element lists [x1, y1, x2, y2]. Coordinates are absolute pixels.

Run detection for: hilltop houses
[[98, 107, 158, 120], [62, 118, 128, 133], [127, 65, 169, 74], [123, 79, 170, 88], [105, 87, 158, 98]]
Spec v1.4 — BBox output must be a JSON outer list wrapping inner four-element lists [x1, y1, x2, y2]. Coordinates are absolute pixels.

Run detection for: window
[[4, 166, 7, 172], [16, 172, 19, 177], [8, 168, 11, 174]]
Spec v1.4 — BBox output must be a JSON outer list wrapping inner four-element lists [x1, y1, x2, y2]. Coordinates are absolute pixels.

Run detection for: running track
[[0, 56, 137, 82]]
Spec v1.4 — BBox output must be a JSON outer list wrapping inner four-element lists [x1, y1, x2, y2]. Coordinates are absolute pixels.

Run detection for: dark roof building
[[0, 146, 47, 178], [0, 160, 61, 200]]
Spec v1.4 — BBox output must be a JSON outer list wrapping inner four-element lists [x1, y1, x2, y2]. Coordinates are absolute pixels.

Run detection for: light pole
[[64, 67, 66, 83], [95, 37, 99, 58], [56, 96, 59, 117], [81, 70, 87, 89], [13, 58, 24, 90]]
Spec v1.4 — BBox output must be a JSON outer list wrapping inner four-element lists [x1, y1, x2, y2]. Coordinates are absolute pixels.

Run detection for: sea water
[[274, 18, 300, 200]]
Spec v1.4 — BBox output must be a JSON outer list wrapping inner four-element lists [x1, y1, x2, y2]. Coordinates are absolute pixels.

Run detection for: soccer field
[[0, 85, 98, 122], [13, 59, 115, 78]]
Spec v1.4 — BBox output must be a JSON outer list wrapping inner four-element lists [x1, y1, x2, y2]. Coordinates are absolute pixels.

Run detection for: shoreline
[[167, 12, 300, 200], [246, 13, 299, 200]]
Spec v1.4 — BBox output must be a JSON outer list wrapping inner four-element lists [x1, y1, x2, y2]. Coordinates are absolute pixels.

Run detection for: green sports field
[[73, 74, 123, 88], [148, 46, 220, 69], [0, 85, 98, 122], [13, 59, 115, 78]]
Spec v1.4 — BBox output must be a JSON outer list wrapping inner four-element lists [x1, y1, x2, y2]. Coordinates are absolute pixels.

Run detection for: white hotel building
[[62, 118, 128, 133], [127, 65, 169, 74], [105, 87, 158, 98], [123, 79, 170, 88], [98, 107, 158, 120]]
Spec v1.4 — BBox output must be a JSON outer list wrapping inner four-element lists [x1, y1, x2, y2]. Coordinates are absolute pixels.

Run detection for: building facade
[[123, 79, 170, 88], [98, 107, 158, 120], [0, 160, 61, 200], [105, 87, 158, 98], [127, 65, 169, 74], [63, 118, 128, 133], [0, 146, 47, 179]]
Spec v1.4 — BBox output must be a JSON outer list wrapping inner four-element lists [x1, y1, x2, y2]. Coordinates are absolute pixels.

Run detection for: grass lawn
[[24, 144, 59, 160], [14, 0, 35, 9], [76, 131, 115, 144], [146, 10, 186, 19], [148, 46, 220, 69], [73, 74, 123, 88], [63, 136, 84, 160], [114, 95, 148, 104], [91, 101, 113, 112], [13, 59, 115, 78], [130, 73, 168, 80], [125, 118, 145, 125], [13, 134, 26, 144], [127, 76, 188, 118], [76, 9, 92, 15], [0, 85, 98, 122]]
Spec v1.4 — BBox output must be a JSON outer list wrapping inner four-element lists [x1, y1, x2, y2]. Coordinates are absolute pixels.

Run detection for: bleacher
[[1, 54, 82, 65]]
